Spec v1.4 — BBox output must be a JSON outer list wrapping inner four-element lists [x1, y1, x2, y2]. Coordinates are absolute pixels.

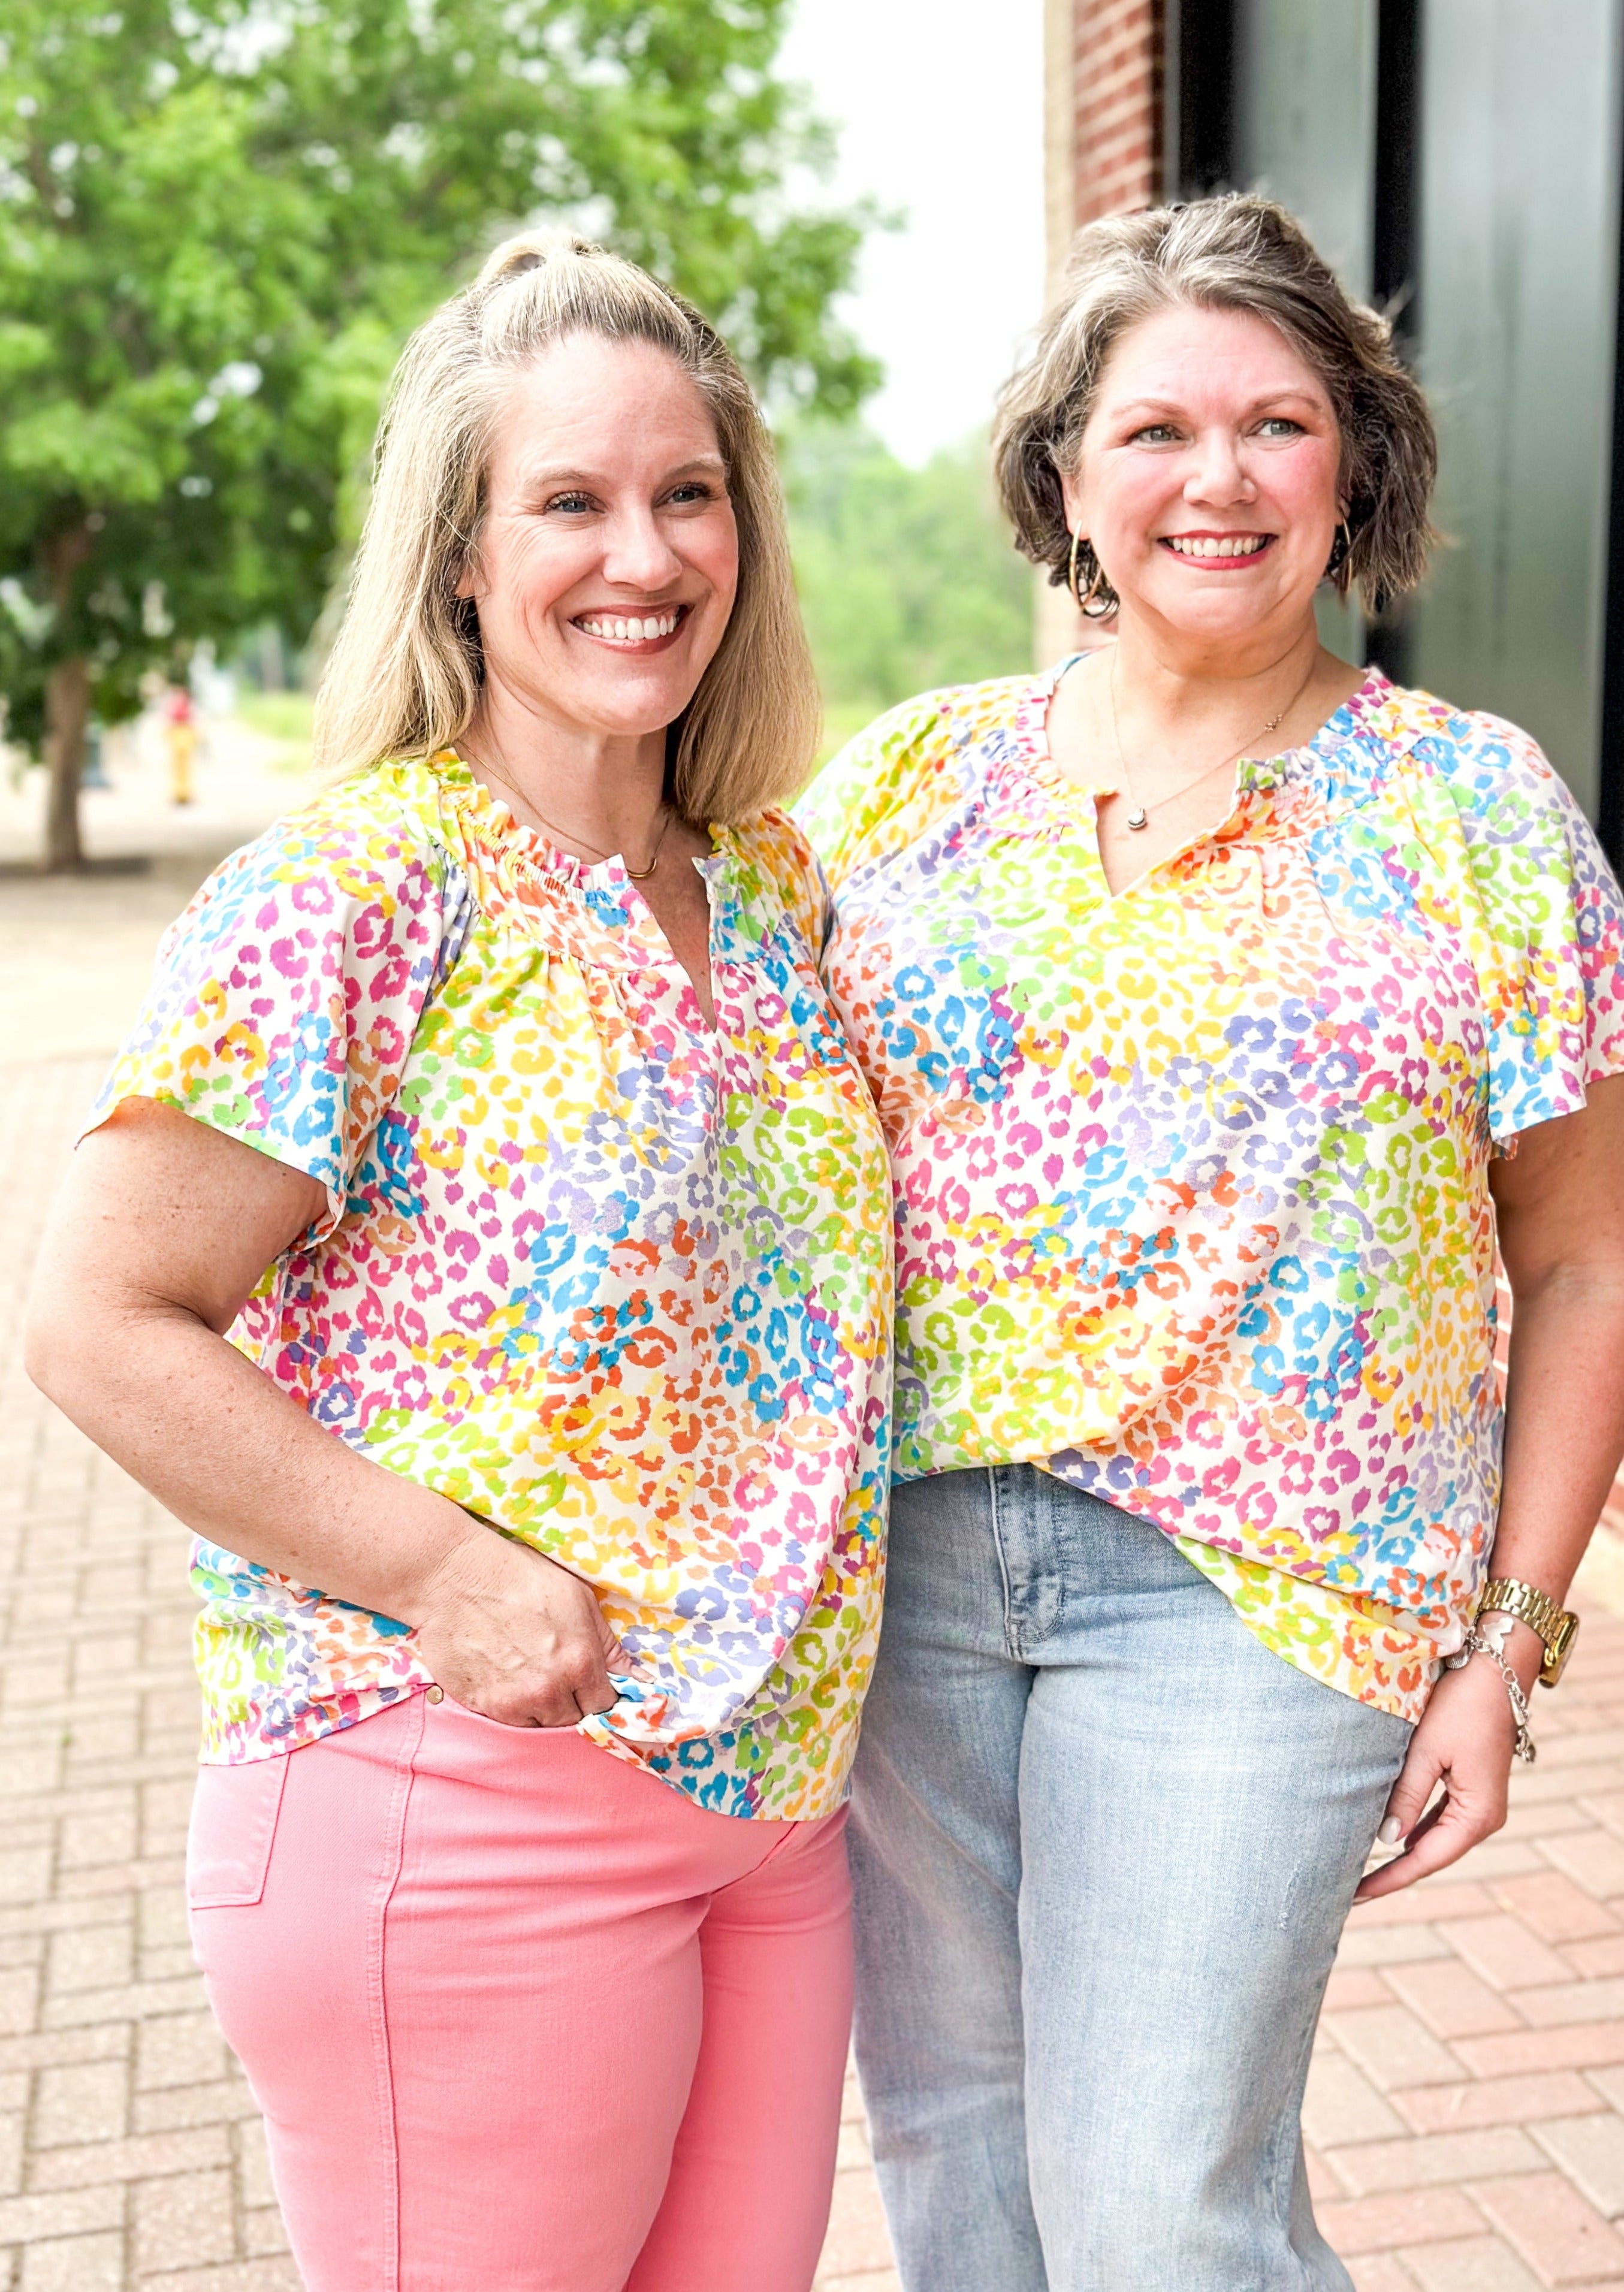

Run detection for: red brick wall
[[1036, 0, 1165, 692], [1071, 0, 1165, 227]]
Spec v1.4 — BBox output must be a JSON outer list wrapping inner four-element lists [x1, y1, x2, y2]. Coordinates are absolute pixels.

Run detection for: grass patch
[[235, 690, 314, 774], [236, 691, 314, 742]]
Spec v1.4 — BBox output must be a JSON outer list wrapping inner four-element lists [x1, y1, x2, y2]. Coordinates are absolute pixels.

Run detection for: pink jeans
[[187, 1692, 853, 2291]]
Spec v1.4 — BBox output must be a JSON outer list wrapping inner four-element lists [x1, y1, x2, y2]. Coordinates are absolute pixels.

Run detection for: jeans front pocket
[[187, 1753, 290, 1910]]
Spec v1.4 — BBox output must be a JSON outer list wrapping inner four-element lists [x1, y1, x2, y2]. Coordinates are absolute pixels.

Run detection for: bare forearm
[[1492, 1264, 1624, 1605], [29, 1292, 484, 1626]]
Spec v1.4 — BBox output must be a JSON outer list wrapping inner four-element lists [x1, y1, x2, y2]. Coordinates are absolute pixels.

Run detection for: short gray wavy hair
[[994, 194, 1438, 617]]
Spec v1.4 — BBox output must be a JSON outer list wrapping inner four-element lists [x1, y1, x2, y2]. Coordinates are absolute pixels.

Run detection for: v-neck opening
[[434, 749, 725, 1032], [1001, 656, 1392, 906]]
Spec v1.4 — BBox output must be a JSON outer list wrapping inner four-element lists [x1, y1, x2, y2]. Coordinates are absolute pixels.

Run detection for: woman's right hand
[[26, 1102, 627, 1731], [409, 1528, 627, 1728]]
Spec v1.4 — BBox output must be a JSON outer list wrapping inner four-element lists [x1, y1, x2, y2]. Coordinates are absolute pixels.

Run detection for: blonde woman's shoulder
[[168, 756, 460, 943], [250, 750, 445, 834]]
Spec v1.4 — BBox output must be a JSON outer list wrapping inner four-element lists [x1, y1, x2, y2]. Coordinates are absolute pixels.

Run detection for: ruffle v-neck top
[[88, 751, 893, 1817], [796, 662, 1624, 1722]]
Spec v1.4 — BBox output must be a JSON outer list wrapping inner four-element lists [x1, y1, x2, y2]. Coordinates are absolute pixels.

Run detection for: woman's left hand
[[1353, 1643, 1530, 1902]]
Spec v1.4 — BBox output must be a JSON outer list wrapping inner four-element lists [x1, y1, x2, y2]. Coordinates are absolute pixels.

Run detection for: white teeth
[[577, 611, 681, 641], [1166, 536, 1266, 559]]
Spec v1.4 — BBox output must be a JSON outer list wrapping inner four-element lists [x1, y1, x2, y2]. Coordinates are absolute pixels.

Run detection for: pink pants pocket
[[187, 1754, 290, 1910]]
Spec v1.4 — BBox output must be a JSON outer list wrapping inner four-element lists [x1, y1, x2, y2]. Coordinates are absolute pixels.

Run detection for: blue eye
[[546, 492, 594, 514], [1258, 418, 1303, 438]]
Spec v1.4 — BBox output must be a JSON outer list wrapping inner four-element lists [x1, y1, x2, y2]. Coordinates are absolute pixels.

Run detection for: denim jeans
[[849, 1466, 1412, 2291]]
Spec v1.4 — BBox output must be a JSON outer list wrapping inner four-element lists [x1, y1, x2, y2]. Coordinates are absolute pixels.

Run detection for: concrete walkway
[[0, 715, 303, 1072], [4, 740, 1624, 2288]]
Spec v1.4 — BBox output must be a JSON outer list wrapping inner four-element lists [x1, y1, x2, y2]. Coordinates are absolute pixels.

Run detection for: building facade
[[1043, 0, 1624, 863]]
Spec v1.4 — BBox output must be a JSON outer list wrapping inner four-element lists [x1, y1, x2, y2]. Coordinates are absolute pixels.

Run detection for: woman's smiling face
[[461, 332, 739, 745], [1062, 302, 1345, 648]]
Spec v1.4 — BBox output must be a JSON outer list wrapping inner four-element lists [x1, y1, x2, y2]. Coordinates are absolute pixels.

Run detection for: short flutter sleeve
[[86, 790, 468, 1229], [1415, 707, 1624, 1143]]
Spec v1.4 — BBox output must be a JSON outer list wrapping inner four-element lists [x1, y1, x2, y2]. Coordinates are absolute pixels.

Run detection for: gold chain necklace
[[1108, 651, 1320, 832], [529, 797, 674, 881], [466, 753, 674, 881]]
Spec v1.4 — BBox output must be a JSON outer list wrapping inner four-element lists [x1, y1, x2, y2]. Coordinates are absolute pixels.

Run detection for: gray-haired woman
[[26, 233, 893, 2291], [799, 195, 1624, 2289]]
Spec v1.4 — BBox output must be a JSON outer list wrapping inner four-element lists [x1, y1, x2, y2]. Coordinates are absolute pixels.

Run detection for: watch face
[[1541, 1611, 1580, 1686]]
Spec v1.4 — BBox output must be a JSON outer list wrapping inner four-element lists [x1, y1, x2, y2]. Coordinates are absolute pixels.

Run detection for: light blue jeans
[[849, 1466, 1412, 2291]]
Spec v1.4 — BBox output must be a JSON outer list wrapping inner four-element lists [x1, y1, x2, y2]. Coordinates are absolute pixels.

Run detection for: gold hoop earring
[[1068, 530, 1116, 619]]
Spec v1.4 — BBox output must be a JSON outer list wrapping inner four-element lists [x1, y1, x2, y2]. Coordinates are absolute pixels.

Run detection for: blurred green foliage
[[234, 691, 315, 745], [235, 688, 315, 775], [0, 0, 875, 860], [783, 424, 1034, 733]]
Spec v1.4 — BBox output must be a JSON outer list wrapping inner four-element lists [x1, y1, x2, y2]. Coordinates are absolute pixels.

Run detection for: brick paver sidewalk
[[1, 1058, 294, 2290], [5, 756, 1624, 2287]]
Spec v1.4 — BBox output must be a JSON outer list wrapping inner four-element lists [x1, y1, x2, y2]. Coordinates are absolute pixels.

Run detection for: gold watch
[[1476, 1578, 1580, 1688]]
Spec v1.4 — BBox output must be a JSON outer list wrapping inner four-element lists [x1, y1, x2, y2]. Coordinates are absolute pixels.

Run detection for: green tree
[[0, 0, 874, 869], [783, 422, 1035, 733]]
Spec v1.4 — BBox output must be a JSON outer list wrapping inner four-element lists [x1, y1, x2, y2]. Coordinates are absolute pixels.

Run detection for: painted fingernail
[[1378, 1816, 1403, 1845]]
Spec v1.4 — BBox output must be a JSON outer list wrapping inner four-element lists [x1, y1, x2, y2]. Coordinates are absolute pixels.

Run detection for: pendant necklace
[[1109, 651, 1320, 832]]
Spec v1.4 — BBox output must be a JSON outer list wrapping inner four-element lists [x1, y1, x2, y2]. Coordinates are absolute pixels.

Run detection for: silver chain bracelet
[[1444, 1611, 1536, 1764]]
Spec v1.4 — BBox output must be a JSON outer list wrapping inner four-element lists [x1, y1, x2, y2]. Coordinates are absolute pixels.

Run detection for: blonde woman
[[801, 196, 1624, 2288], [26, 235, 892, 2292]]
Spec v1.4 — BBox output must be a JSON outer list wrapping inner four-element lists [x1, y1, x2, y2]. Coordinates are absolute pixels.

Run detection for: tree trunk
[[44, 654, 90, 873], [38, 520, 96, 873]]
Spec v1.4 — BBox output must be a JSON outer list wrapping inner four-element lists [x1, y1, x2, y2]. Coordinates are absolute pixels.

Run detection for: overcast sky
[[777, 0, 1046, 465]]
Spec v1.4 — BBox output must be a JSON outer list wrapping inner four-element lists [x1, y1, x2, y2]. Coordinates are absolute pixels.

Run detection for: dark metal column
[[1599, 7, 1624, 865], [1405, 0, 1623, 831]]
